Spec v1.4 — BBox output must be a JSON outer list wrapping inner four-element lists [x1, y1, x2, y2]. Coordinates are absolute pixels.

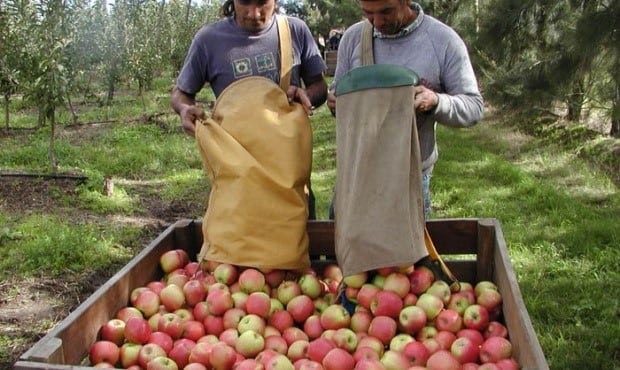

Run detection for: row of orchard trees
[[0, 0, 220, 130], [1, 0, 619, 138]]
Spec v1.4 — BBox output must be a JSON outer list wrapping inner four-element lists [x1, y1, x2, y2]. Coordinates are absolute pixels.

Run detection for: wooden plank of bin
[[16, 221, 185, 367], [484, 218, 548, 370]]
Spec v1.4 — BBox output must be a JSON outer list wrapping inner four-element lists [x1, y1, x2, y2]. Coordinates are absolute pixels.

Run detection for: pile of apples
[[88, 249, 520, 370]]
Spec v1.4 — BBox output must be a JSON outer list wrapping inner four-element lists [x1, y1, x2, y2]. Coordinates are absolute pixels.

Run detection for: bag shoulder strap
[[277, 15, 293, 91], [361, 20, 374, 66]]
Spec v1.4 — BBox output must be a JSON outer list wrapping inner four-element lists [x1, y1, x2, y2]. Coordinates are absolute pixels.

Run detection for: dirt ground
[[0, 175, 205, 369]]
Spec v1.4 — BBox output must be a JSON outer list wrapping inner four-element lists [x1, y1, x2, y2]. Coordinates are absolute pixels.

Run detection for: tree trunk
[[66, 93, 79, 125], [4, 93, 9, 131], [612, 84, 620, 138], [49, 109, 58, 172]]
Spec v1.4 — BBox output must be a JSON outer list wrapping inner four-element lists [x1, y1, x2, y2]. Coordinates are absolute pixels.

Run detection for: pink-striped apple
[[89, 340, 120, 366], [367, 316, 397, 346], [398, 305, 427, 334]]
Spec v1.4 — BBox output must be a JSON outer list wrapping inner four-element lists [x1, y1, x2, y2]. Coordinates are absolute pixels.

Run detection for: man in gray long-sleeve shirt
[[327, 0, 483, 218]]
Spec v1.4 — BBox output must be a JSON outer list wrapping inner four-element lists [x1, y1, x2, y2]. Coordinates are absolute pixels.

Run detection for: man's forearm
[[171, 87, 196, 114]]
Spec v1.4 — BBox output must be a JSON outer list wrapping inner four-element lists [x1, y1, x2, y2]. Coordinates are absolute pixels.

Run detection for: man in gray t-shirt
[[172, 0, 327, 219]]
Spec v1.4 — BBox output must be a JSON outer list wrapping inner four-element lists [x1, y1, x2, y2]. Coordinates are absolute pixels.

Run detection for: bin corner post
[[18, 337, 65, 366], [476, 218, 497, 282]]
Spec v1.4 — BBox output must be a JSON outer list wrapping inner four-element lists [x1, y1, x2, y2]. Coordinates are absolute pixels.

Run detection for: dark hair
[[220, 0, 279, 17]]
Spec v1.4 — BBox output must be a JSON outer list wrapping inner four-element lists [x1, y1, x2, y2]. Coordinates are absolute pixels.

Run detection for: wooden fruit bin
[[14, 218, 548, 370]]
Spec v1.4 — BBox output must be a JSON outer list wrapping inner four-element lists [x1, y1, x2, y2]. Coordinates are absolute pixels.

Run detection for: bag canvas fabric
[[334, 20, 427, 276], [194, 16, 312, 270]]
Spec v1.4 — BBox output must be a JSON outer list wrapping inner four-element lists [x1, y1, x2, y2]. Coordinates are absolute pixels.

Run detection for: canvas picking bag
[[334, 21, 427, 276], [194, 16, 312, 270]]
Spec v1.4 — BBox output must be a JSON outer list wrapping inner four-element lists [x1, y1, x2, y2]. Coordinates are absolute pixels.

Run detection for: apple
[[398, 305, 427, 335], [319, 304, 351, 330], [148, 331, 174, 353], [182, 320, 206, 342], [416, 293, 444, 320], [409, 265, 435, 295], [222, 307, 246, 330], [367, 315, 397, 346], [270, 297, 285, 315], [160, 249, 189, 273], [89, 340, 120, 366], [322, 264, 343, 283], [138, 343, 167, 369], [282, 326, 309, 346], [478, 364, 501, 370], [188, 341, 213, 366], [206, 288, 234, 316], [402, 341, 430, 366], [125, 317, 152, 344], [268, 309, 295, 333], [213, 263, 239, 285], [184, 364, 208, 370], [477, 289, 503, 312], [100, 318, 126, 346], [231, 291, 249, 310], [159, 284, 186, 312], [303, 314, 325, 339], [166, 269, 190, 289], [356, 336, 384, 358], [332, 328, 357, 352], [402, 292, 418, 306], [322, 348, 355, 370], [349, 310, 372, 334], [457, 328, 485, 347], [450, 336, 479, 364], [119, 342, 142, 368], [167, 340, 195, 369], [479, 336, 512, 363], [354, 359, 384, 370], [235, 358, 264, 370], [484, 321, 508, 339], [264, 353, 295, 370], [463, 304, 490, 331], [426, 280, 452, 305], [447, 291, 472, 315], [422, 338, 441, 355], [380, 349, 410, 370], [434, 309, 463, 333], [344, 286, 359, 304], [474, 281, 498, 297], [264, 334, 289, 354], [238, 268, 266, 293], [146, 356, 178, 370], [370, 290, 403, 318], [388, 333, 413, 352], [174, 308, 193, 322], [434, 330, 458, 351], [298, 273, 323, 299], [218, 327, 239, 347], [353, 346, 379, 363], [158, 313, 184, 339], [256, 348, 281, 367], [236, 329, 265, 358], [307, 337, 336, 363], [355, 284, 380, 310], [246, 291, 272, 318], [496, 358, 520, 370], [370, 274, 385, 289], [117, 306, 144, 322], [203, 315, 225, 336], [287, 294, 315, 323], [416, 325, 438, 342], [286, 339, 310, 362], [277, 280, 302, 305], [342, 271, 368, 289], [134, 289, 161, 318], [182, 279, 206, 307], [426, 349, 462, 370], [238, 313, 267, 335], [382, 272, 411, 298], [264, 325, 281, 338], [265, 269, 287, 288], [296, 359, 324, 370], [193, 301, 211, 322]]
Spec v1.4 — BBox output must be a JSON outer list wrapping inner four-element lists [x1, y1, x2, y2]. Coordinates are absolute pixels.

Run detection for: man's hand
[[287, 85, 314, 116], [179, 105, 206, 136], [327, 90, 336, 117], [414, 85, 439, 113]]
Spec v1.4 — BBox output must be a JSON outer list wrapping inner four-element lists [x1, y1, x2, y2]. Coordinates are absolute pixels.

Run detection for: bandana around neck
[[373, 2, 424, 39]]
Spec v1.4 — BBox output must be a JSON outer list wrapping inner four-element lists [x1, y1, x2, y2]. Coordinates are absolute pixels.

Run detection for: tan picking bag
[[194, 16, 312, 270], [334, 22, 427, 276]]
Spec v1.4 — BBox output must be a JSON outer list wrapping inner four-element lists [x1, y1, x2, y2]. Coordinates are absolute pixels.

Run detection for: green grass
[[1, 79, 619, 369]]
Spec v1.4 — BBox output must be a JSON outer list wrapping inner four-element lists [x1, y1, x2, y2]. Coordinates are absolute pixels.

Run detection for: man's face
[[234, 0, 276, 33], [359, 0, 414, 35]]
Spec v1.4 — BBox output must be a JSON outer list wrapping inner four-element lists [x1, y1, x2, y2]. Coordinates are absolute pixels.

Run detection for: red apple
[[159, 284, 186, 312], [89, 340, 120, 366], [307, 337, 336, 363], [148, 331, 174, 353], [299, 273, 323, 299], [322, 264, 343, 283], [210, 342, 239, 370], [188, 341, 213, 366], [287, 294, 315, 323], [264, 334, 289, 354], [484, 321, 508, 339], [382, 272, 411, 298], [416, 325, 438, 342], [238, 313, 267, 336], [479, 336, 512, 363], [367, 315, 397, 346], [213, 263, 239, 285], [409, 266, 434, 295], [157, 313, 184, 339], [457, 328, 485, 347], [282, 326, 309, 346], [355, 284, 380, 310], [398, 305, 427, 335], [434, 309, 463, 333], [264, 353, 295, 370], [125, 317, 152, 344], [388, 333, 414, 352], [265, 269, 287, 288], [322, 348, 354, 370], [426, 280, 452, 305], [463, 304, 490, 331], [160, 249, 189, 273], [182, 279, 206, 307], [246, 291, 272, 318], [203, 315, 225, 336], [303, 314, 325, 339], [379, 350, 410, 369], [350, 310, 372, 334], [319, 304, 351, 330], [450, 336, 480, 364], [402, 341, 430, 366], [474, 281, 498, 297], [206, 288, 234, 316], [219, 327, 239, 347], [146, 355, 178, 370], [332, 328, 357, 353], [182, 320, 205, 342], [354, 359, 384, 370], [370, 290, 403, 318], [415, 293, 444, 320], [447, 291, 472, 315], [193, 301, 211, 322], [235, 358, 264, 370], [356, 336, 384, 358], [138, 343, 167, 369], [134, 289, 161, 318], [353, 346, 379, 363], [426, 349, 462, 370], [276, 280, 302, 305], [119, 342, 142, 368], [116, 306, 144, 322], [477, 289, 503, 312], [100, 318, 126, 346], [238, 268, 266, 294], [268, 309, 294, 333], [167, 339, 195, 369], [496, 358, 520, 370], [287, 339, 310, 362], [434, 330, 457, 350]]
